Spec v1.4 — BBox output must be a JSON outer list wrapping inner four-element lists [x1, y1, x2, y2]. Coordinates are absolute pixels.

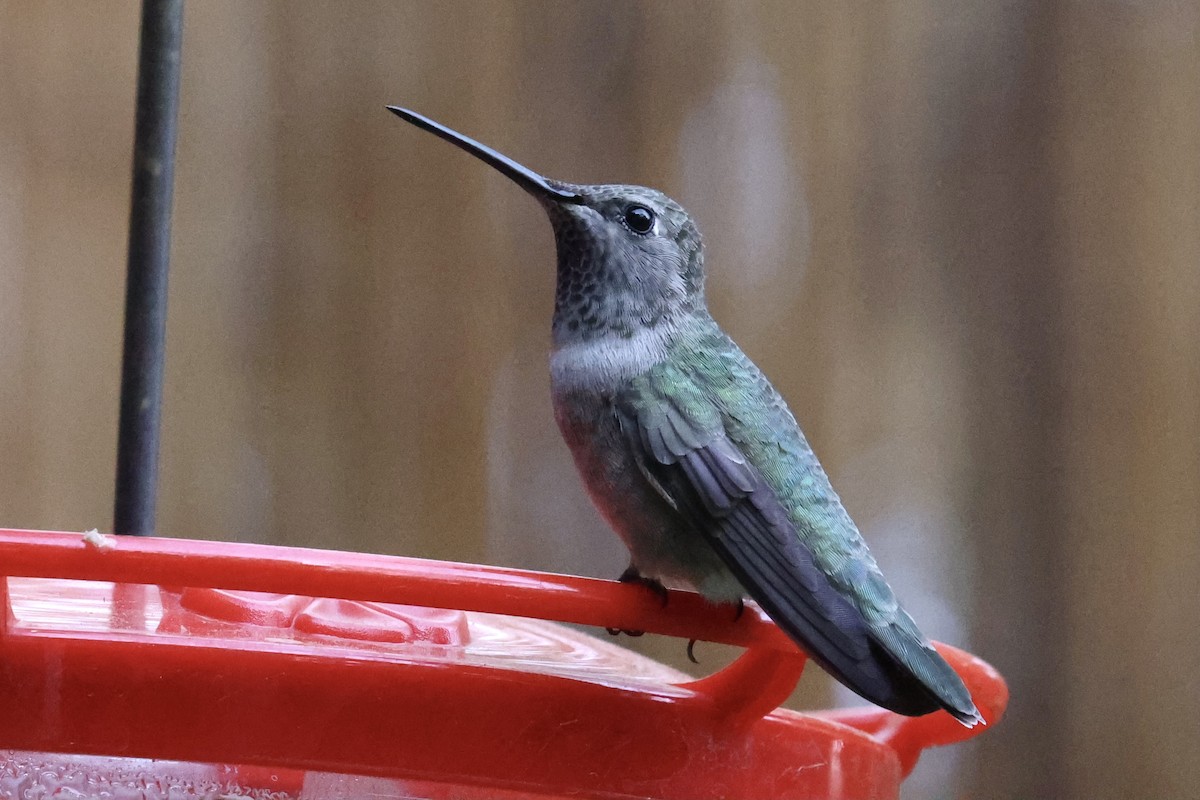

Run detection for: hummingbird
[[387, 106, 981, 726]]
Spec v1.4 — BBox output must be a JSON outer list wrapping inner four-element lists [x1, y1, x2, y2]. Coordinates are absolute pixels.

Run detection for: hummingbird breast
[[549, 325, 744, 601]]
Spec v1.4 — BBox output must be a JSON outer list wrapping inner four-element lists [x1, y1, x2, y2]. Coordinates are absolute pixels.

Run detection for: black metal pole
[[113, 0, 184, 536]]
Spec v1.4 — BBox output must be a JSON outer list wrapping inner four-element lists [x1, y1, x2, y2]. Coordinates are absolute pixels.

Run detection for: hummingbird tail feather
[[870, 617, 984, 727], [711, 517, 957, 719]]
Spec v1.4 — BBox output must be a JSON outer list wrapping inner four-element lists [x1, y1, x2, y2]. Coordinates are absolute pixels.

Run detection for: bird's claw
[[606, 627, 645, 637], [686, 638, 700, 664]]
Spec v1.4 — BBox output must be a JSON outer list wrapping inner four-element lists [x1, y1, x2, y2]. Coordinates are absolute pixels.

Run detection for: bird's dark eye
[[623, 204, 655, 234]]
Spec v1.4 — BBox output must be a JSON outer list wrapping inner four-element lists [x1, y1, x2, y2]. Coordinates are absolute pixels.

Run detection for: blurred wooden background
[[1, 2, 1197, 798]]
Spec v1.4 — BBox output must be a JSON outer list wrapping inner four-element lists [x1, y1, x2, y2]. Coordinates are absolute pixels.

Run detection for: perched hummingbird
[[387, 106, 981, 726]]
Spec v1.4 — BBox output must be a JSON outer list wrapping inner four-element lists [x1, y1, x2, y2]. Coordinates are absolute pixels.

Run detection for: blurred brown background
[[1, 2, 1198, 798]]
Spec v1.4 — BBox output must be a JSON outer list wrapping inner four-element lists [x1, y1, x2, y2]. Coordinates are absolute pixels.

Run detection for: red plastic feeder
[[0, 528, 1005, 798]]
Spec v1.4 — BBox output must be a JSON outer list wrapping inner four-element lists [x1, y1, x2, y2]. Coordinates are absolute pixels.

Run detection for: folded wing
[[615, 386, 981, 725]]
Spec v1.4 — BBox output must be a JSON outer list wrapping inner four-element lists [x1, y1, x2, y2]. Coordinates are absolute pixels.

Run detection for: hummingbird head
[[388, 107, 706, 346], [535, 181, 705, 344]]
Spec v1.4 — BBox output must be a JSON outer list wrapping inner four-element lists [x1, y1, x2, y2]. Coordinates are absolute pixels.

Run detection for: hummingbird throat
[[546, 201, 703, 348]]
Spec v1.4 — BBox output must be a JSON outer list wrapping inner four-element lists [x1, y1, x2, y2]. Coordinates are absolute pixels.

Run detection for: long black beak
[[387, 106, 583, 204]]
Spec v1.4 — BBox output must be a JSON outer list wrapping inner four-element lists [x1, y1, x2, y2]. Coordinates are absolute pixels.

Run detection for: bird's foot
[[606, 566, 668, 637], [617, 565, 669, 608]]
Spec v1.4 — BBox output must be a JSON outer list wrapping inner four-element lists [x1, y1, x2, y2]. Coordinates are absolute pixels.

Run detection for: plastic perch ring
[[0, 528, 1005, 799]]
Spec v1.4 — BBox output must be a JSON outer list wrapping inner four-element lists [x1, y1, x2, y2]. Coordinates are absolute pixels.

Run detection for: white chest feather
[[549, 325, 674, 394]]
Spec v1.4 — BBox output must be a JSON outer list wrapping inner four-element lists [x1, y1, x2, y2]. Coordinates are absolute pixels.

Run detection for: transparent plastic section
[[0, 751, 571, 799]]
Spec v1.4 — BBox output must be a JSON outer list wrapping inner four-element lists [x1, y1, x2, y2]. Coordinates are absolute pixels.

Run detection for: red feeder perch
[[0, 528, 1004, 799]]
